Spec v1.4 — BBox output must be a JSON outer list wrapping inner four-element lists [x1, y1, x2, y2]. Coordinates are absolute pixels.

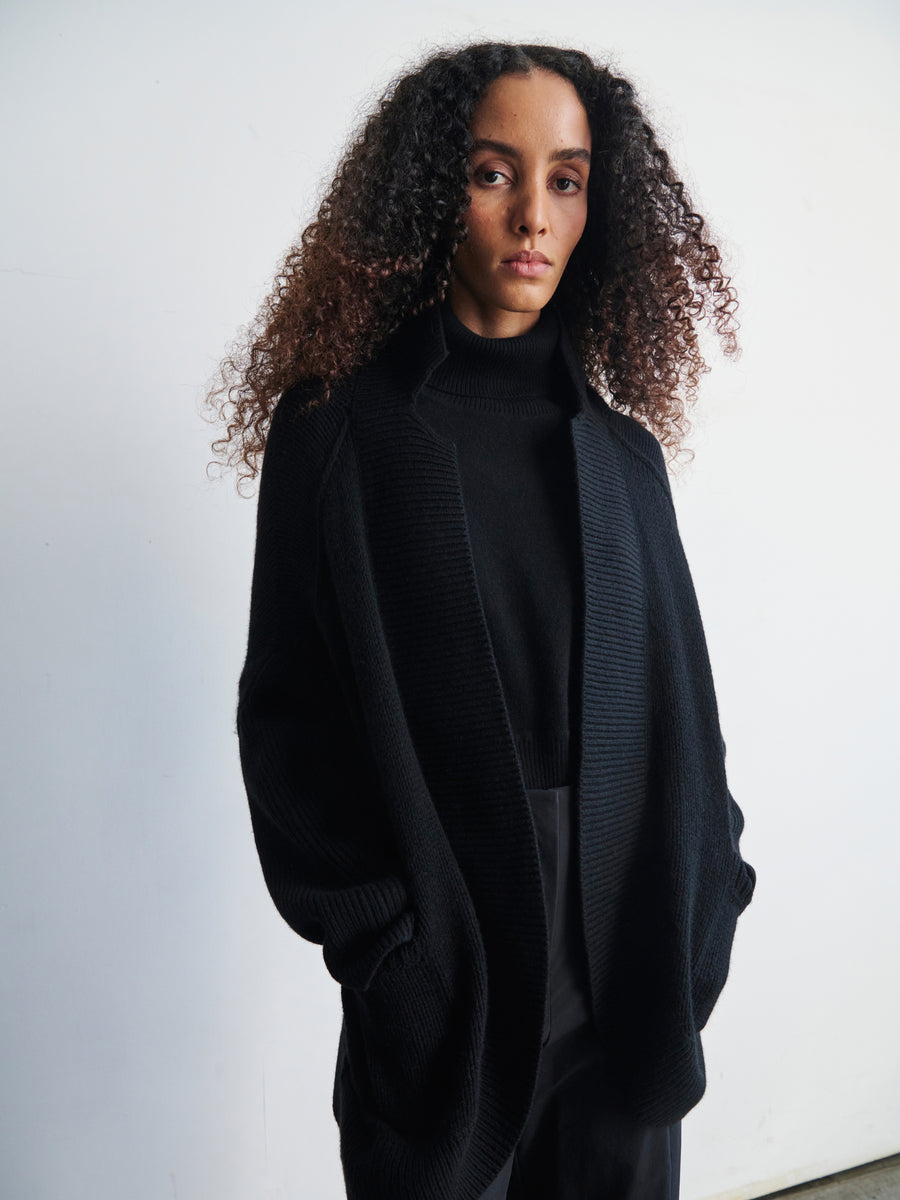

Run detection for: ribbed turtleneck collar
[[424, 298, 563, 411]]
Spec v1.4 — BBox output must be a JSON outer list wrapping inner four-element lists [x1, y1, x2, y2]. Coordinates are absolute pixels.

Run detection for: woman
[[208, 41, 756, 1200]]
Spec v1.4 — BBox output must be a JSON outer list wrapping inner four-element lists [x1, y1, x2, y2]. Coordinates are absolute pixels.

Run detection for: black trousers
[[476, 784, 681, 1200]]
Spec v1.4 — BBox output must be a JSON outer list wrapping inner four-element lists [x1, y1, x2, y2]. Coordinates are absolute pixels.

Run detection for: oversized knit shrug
[[237, 295, 757, 1200]]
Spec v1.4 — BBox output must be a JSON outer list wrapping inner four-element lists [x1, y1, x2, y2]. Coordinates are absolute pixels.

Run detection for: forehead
[[470, 69, 591, 149]]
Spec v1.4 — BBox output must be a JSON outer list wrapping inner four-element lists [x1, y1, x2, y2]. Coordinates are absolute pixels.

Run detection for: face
[[448, 68, 592, 339]]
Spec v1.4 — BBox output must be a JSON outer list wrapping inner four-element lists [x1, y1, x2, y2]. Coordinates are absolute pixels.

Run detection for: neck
[[425, 297, 563, 405]]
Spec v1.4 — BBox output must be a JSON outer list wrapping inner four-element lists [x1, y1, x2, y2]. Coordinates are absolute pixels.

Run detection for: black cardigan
[[237, 297, 757, 1200]]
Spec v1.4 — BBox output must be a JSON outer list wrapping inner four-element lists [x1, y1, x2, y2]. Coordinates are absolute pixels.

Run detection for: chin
[[498, 283, 557, 312]]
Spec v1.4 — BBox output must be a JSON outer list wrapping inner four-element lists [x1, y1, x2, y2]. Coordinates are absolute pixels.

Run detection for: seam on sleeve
[[585, 383, 674, 507], [605, 419, 676, 512], [312, 412, 350, 619]]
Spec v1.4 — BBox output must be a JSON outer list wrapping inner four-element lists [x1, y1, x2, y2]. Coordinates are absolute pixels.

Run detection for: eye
[[474, 167, 509, 186], [554, 176, 582, 193]]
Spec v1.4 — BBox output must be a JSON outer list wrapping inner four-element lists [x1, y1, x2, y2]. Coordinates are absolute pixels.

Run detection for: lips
[[501, 250, 552, 278], [503, 251, 551, 265]]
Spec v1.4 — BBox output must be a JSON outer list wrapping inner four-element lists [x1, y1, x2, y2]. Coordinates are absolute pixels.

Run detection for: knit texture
[[237, 298, 757, 1200], [417, 298, 579, 789]]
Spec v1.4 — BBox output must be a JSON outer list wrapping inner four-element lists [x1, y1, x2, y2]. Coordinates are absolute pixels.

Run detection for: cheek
[[458, 211, 496, 272], [463, 204, 494, 246], [563, 203, 588, 252]]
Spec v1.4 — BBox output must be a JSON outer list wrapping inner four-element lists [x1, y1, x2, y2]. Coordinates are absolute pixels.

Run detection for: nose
[[511, 179, 548, 238]]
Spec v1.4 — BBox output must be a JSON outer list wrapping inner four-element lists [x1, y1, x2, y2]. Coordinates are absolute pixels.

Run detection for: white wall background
[[2, 2, 898, 1198]]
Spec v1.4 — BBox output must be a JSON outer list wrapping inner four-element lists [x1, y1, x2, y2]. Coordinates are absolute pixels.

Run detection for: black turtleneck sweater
[[416, 299, 582, 790]]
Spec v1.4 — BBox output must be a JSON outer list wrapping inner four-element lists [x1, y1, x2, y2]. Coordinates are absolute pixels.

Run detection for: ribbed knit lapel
[[568, 406, 650, 1017], [350, 315, 546, 976], [350, 300, 649, 1023], [553, 309, 652, 1014]]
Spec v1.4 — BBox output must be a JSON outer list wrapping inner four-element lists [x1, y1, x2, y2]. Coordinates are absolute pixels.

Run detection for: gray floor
[[758, 1153, 900, 1200]]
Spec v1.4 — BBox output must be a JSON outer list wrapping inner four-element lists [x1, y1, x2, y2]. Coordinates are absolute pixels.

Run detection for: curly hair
[[206, 41, 739, 487]]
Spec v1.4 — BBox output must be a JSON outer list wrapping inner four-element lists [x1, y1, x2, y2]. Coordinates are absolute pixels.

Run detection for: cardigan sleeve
[[237, 389, 414, 992], [639, 421, 756, 900]]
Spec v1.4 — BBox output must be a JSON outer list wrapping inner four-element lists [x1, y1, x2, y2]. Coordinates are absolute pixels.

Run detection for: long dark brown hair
[[206, 41, 739, 488]]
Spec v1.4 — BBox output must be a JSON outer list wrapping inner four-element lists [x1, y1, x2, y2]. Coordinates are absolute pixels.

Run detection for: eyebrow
[[469, 137, 591, 166]]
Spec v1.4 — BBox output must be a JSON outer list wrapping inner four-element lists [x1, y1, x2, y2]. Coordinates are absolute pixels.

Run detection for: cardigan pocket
[[339, 926, 459, 1139], [729, 855, 757, 911], [690, 854, 753, 1032], [326, 906, 417, 992]]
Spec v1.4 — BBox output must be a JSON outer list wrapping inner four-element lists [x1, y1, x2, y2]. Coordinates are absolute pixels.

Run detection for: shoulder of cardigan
[[270, 303, 673, 507], [599, 398, 675, 508], [270, 377, 354, 499], [264, 378, 354, 619]]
